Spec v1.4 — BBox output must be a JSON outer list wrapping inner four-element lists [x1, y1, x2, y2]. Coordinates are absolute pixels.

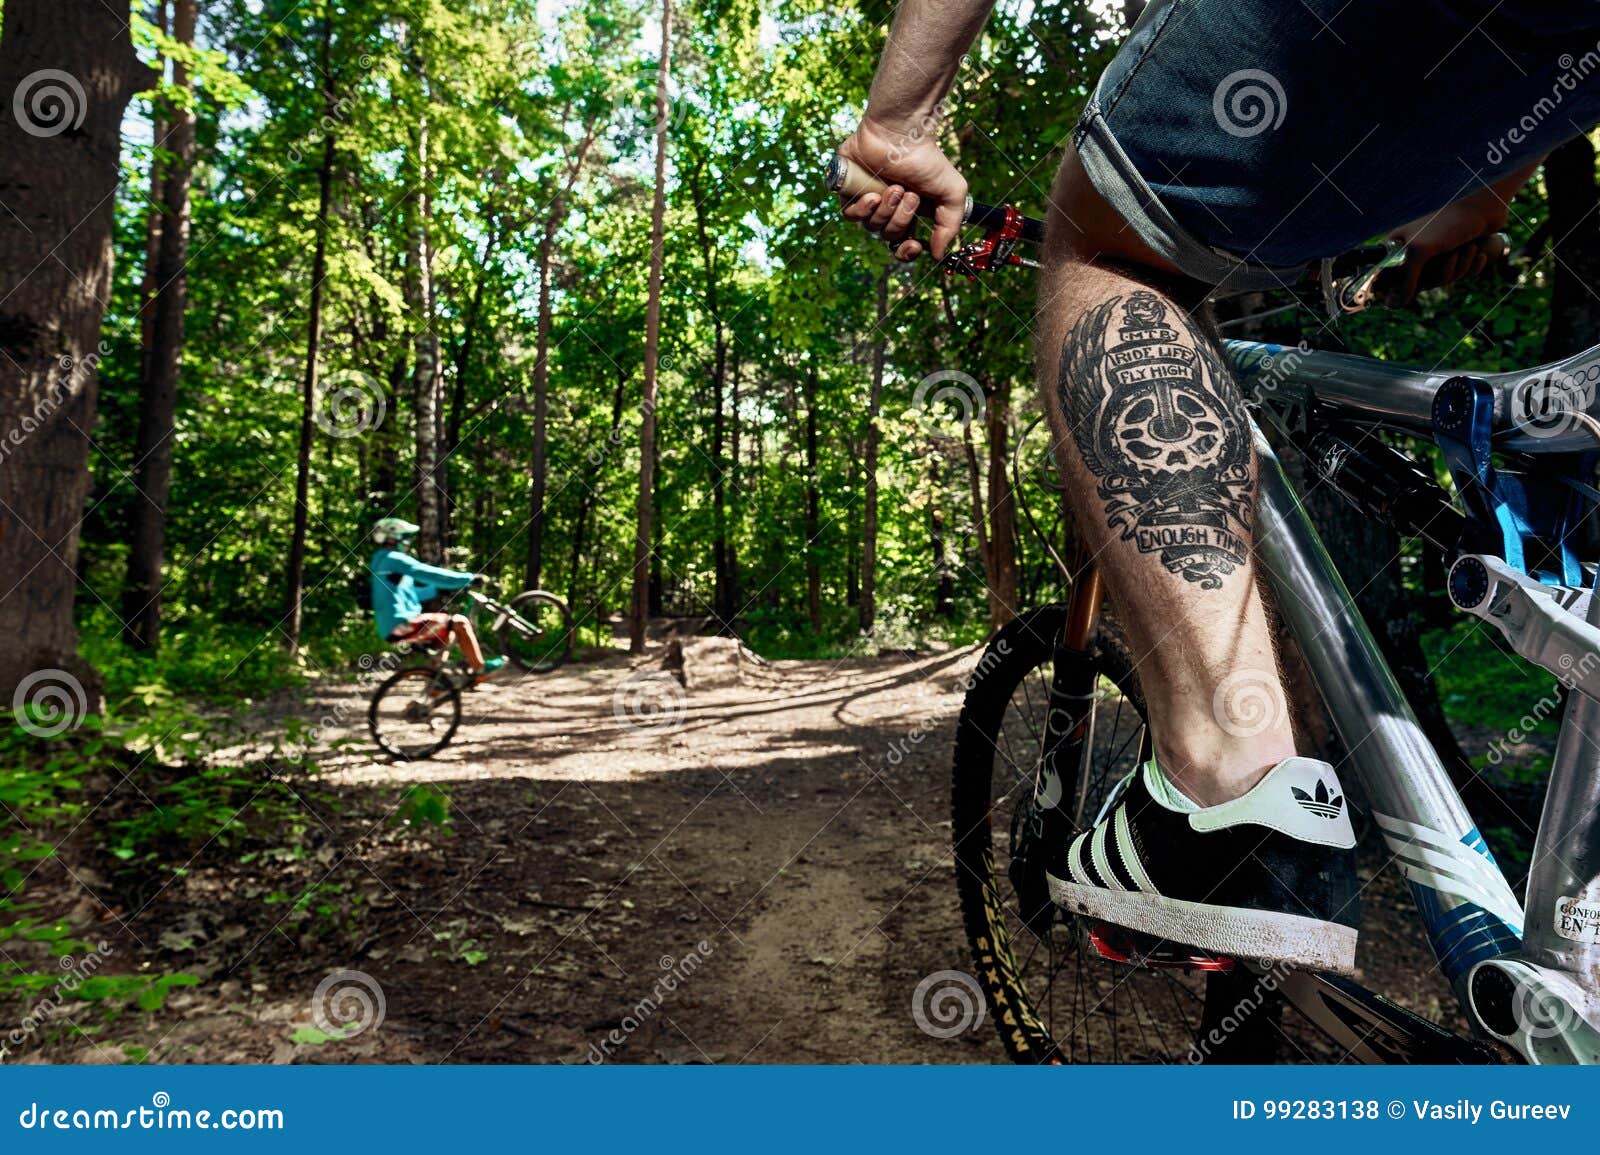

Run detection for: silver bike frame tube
[[1226, 340, 1600, 454], [1520, 586, 1600, 985], [1252, 432, 1525, 998]]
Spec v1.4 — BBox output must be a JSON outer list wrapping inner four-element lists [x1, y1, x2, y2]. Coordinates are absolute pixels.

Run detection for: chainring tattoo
[[1058, 292, 1252, 589]]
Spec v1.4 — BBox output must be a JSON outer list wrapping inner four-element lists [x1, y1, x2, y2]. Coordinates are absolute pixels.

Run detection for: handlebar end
[[824, 151, 848, 194]]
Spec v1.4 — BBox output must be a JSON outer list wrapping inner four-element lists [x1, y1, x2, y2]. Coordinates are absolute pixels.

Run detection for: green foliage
[[1424, 622, 1558, 738], [393, 783, 453, 832]]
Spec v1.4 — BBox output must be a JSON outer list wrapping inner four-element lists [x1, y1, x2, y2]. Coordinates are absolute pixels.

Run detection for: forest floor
[[19, 630, 1530, 1065]]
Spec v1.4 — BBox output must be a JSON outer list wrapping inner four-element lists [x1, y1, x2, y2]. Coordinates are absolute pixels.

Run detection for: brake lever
[[1324, 238, 1407, 318], [1325, 231, 1513, 318], [939, 205, 1036, 279]]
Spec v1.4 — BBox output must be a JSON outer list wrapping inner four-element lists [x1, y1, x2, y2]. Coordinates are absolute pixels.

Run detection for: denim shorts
[[1075, 0, 1600, 290]]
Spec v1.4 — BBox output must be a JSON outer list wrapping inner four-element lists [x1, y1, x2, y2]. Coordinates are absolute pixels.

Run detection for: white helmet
[[372, 517, 420, 546]]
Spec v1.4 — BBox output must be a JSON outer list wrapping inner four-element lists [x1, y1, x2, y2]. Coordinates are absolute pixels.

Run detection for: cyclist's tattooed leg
[[1035, 146, 1294, 807], [1057, 293, 1253, 590]]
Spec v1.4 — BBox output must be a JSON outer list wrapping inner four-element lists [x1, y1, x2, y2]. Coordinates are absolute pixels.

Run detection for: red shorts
[[387, 613, 453, 648]]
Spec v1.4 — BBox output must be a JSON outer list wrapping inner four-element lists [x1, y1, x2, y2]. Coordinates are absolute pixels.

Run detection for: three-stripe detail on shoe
[[1065, 802, 1160, 895]]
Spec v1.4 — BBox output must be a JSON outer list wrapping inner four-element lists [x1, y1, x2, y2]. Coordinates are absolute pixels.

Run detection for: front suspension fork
[[1036, 556, 1104, 820]]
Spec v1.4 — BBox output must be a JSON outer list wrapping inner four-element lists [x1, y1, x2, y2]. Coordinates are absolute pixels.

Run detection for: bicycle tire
[[368, 667, 462, 760], [951, 604, 1283, 1064], [498, 590, 573, 673]]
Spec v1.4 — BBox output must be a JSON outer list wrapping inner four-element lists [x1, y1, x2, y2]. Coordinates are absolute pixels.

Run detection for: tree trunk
[[122, 0, 197, 649], [860, 267, 888, 634], [444, 223, 499, 552], [569, 367, 629, 619], [526, 210, 559, 589], [282, 23, 337, 652], [138, 0, 169, 383], [629, 0, 672, 654], [983, 374, 1018, 629], [521, 128, 595, 588], [804, 365, 822, 633], [406, 68, 443, 562], [928, 455, 955, 618], [961, 423, 989, 583], [0, 1, 143, 705], [727, 353, 741, 617], [370, 347, 403, 518], [1544, 136, 1600, 360], [688, 162, 734, 628]]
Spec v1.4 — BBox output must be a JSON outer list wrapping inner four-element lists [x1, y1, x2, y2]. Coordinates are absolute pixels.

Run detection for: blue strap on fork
[[1431, 375, 1587, 585]]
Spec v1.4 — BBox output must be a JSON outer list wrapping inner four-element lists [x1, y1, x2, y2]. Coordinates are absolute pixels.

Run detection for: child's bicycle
[[828, 155, 1600, 1065], [366, 586, 572, 761]]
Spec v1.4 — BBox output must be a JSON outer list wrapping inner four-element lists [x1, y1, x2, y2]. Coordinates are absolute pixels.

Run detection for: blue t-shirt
[[369, 548, 474, 640]]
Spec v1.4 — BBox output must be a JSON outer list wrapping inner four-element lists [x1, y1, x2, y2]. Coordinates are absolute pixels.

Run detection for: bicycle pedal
[[1082, 921, 1236, 973]]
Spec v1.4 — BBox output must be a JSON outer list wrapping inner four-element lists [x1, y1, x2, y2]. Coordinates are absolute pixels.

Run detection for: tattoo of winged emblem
[[1056, 292, 1253, 590]]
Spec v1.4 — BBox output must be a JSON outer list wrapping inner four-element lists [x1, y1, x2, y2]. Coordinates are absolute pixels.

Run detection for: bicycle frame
[[1054, 339, 1600, 1063]]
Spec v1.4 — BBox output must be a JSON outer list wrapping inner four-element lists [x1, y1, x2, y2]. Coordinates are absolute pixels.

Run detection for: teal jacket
[[369, 548, 474, 640]]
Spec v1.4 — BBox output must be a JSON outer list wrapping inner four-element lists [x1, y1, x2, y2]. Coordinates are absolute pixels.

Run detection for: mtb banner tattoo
[[1058, 292, 1252, 589]]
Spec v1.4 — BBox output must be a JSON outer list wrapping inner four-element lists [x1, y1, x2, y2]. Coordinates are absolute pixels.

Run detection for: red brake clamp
[[941, 205, 1027, 280]]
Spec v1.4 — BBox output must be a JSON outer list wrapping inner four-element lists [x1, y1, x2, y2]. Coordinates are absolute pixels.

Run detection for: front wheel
[[497, 590, 573, 673], [369, 667, 462, 760], [951, 604, 1283, 1064]]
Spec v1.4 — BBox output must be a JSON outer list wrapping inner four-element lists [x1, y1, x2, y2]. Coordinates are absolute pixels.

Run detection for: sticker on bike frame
[[1555, 895, 1600, 945], [1373, 814, 1522, 980]]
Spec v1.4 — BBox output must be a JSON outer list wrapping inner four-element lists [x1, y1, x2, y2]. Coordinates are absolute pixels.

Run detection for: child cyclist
[[369, 517, 506, 681]]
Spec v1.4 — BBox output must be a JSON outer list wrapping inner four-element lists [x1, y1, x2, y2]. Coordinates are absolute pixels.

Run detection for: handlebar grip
[[825, 151, 1045, 247], [825, 153, 893, 201], [827, 152, 972, 224]]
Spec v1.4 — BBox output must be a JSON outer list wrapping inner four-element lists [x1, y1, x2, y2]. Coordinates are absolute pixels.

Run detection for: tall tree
[[629, 0, 672, 654], [526, 118, 600, 590], [859, 266, 888, 634], [982, 372, 1018, 628], [686, 155, 736, 626], [405, 54, 444, 563], [138, 0, 170, 380], [282, 12, 338, 652], [803, 362, 822, 633], [0, 0, 145, 703], [122, 0, 198, 649]]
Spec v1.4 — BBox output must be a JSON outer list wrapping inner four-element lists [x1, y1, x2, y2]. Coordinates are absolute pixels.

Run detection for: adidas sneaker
[[1046, 756, 1360, 975]]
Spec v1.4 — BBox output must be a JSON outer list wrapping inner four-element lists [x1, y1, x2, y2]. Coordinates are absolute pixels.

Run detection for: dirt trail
[[23, 638, 1455, 1064]]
